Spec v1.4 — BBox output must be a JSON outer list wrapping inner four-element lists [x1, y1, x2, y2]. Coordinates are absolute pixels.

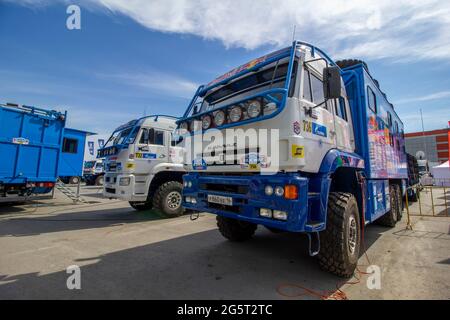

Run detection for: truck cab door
[[332, 96, 355, 152], [302, 67, 337, 149], [135, 128, 167, 164]]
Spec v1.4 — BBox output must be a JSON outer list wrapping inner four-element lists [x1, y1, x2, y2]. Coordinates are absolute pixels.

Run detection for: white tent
[[431, 161, 450, 186]]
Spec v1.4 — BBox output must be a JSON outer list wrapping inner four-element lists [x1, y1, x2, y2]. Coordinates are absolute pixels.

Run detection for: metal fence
[[405, 184, 450, 218]]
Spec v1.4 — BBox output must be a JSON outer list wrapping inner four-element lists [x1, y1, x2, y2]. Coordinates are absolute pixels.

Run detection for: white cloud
[[9, 0, 450, 61], [96, 70, 198, 99], [83, 0, 450, 62], [395, 91, 450, 104]]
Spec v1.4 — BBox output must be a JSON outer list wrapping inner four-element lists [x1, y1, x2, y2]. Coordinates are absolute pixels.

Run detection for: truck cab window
[[139, 128, 164, 145], [302, 69, 312, 102], [336, 97, 348, 121], [139, 128, 149, 144], [310, 73, 329, 110], [367, 86, 377, 113], [151, 129, 164, 146], [62, 138, 78, 153]]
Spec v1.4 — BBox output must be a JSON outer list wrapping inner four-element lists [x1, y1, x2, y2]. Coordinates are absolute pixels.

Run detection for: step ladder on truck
[[98, 115, 186, 216], [177, 41, 408, 277]]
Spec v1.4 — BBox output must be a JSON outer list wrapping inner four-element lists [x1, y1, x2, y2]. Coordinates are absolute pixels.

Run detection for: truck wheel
[[318, 192, 360, 278], [129, 201, 152, 211], [95, 175, 104, 186], [152, 181, 184, 217], [376, 185, 398, 227], [69, 176, 80, 185], [216, 216, 257, 242]]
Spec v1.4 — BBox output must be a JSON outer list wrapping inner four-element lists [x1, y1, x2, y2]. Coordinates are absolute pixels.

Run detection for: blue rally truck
[[178, 41, 407, 277], [0, 103, 66, 202]]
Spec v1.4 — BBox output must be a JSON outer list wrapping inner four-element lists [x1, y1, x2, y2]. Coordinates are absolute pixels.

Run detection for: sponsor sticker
[[303, 120, 327, 138], [135, 152, 157, 159], [293, 121, 301, 135], [291, 144, 305, 158], [12, 137, 29, 145], [192, 157, 207, 170]]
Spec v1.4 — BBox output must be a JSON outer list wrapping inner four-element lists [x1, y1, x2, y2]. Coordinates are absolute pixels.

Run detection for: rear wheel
[[217, 216, 257, 241], [318, 192, 360, 278], [377, 185, 398, 227], [69, 176, 80, 185], [129, 201, 152, 211], [95, 175, 104, 186], [152, 181, 184, 217]]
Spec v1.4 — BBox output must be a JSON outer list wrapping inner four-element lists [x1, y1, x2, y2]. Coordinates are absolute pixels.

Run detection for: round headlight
[[202, 115, 212, 130], [263, 102, 277, 116], [275, 186, 284, 197], [188, 181, 192, 188], [264, 185, 274, 196], [214, 110, 226, 127], [247, 100, 261, 118], [229, 106, 242, 122]]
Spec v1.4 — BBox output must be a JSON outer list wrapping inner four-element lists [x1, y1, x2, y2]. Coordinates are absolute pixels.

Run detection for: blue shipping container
[[59, 128, 95, 184], [0, 103, 66, 195]]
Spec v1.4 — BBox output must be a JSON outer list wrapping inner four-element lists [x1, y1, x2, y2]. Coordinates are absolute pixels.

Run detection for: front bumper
[[182, 173, 313, 232], [103, 173, 147, 202]]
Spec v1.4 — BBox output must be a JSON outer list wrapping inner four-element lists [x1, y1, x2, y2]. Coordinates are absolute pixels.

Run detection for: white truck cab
[[99, 115, 185, 216]]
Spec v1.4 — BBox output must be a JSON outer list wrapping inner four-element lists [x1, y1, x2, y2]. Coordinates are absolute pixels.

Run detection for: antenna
[[292, 25, 296, 42]]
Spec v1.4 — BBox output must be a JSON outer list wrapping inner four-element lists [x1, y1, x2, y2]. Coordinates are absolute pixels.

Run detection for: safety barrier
[[404, 184, 449, 226]]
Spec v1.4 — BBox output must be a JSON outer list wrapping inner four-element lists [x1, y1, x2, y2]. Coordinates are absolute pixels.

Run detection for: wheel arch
[[319, 149, 366, 225], [148, 170, 185, 199]]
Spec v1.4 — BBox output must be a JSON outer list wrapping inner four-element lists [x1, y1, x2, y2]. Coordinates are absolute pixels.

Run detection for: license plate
[[207, 194, 233, 206]]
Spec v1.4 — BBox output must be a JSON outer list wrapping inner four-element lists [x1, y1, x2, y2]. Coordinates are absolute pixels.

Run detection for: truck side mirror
[[323, 66, 341, 99]]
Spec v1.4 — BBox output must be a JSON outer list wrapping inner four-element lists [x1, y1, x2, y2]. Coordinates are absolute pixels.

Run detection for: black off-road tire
[[318, 192, 361, 278], [95, 175, 104, 186], [376, 185, 398, 227], [152, 181, 184, 217], [335, 59, 368, 71], [217, 216, 257, 242], [129, 201, 152, 211]]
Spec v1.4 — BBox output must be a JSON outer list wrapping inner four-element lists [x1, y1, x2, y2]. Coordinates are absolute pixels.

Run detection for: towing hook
[[306, 232, 320, 256]]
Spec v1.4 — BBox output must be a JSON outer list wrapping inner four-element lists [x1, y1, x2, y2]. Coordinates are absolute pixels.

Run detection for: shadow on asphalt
[[0, 207, 170, 237], [0, 219, 385, 299]]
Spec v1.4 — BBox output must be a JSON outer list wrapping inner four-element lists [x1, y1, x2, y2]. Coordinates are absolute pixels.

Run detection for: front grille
[[105, 187, 116, 194], [202, 147, 260, 166], [200, 183, 248, 194]]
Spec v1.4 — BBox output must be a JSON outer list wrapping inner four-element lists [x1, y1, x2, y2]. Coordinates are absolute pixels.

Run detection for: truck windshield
[[191, 58, 296, 115], [104, 127, 138, 147], [84, 161, 95, 168]]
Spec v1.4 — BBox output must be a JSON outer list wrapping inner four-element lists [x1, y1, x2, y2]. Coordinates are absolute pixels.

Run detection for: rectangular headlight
[[259, 208, 272, 218], [273, 210, 288, 220], [119, 177, 131, 186]]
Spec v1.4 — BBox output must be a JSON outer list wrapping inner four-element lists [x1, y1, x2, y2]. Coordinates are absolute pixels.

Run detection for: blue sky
[[1, 0, 449, 134]]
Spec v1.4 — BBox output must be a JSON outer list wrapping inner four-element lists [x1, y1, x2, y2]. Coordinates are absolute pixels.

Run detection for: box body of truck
[[0, 103, 66, 201]]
